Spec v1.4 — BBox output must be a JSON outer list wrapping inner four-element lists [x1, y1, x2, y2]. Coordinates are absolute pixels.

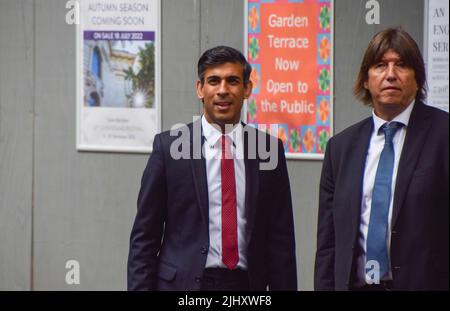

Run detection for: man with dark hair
[[315, 28, 449, 291], [128, 46, 297, 291]]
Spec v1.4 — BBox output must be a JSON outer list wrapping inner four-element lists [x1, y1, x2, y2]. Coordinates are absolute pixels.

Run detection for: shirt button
[[201, 247, 207, 254], [195, 276, 202, 282]]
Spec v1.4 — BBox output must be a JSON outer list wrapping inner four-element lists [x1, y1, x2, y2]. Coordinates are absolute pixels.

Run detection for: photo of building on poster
[[77, 0, 160, 153], [83, 35, 155, 109], [245, 0, 333, 160]]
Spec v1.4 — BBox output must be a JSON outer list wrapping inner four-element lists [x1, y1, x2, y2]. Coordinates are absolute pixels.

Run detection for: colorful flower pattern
[[249, 37, 260, 61], [247, 98, 257, 121], [290, 128, 300, 152], [250, 67, 260, 93], [319, 5, 330, 31], [319, 36, 330, 63], [278, 127, 287, 147], [246, 0, 332, 156], [302, 128, 315, 153], [318, 97, 330, 123], [318, 68, 330, 92], [318, 128, 329, 153], [249, 5, 260, 32]]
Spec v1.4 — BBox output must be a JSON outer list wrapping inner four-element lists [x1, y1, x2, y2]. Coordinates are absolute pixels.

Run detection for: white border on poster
[[423, 0, 449, 112], [76, 0, 161, 153], [243, 0, 334, 160]]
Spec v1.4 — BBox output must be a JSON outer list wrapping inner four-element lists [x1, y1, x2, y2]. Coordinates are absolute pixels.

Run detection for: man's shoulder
[[412, 102, 449, 137], [156, 122, 196, 142], [329, 117, 372, 143], [422, 103, 449, 123]]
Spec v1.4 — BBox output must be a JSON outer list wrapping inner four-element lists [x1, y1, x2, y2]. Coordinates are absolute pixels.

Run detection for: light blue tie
[[366, 121, 403, 279]]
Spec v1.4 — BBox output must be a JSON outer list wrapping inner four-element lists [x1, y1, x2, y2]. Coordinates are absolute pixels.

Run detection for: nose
[[386, 63, 397, 82], [217, 80, 229, 96]]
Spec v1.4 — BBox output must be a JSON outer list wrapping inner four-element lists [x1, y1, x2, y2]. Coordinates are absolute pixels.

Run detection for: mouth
[[382, 86, 401, 92], [214, 101, 232, 111]]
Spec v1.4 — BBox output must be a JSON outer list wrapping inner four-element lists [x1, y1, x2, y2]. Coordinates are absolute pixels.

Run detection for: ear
[[363, 81, 368, 90], [196, 80, 204, 100], [244, 80, 253, 99]]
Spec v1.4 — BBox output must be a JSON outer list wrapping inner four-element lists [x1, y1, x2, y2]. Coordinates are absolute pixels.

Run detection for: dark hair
[[197, 45, 252, 85], [353, 27, 427, 105]]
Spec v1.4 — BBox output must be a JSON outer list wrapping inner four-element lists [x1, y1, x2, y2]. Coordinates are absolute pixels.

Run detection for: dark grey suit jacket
[[128, 120, 297, 290], [315, 101, 449, 290]]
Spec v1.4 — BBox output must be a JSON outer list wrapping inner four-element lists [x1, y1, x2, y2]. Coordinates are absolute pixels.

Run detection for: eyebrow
[[206, 75, 242, 81]]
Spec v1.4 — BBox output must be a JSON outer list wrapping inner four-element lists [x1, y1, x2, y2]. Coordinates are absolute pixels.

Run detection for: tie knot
[[381, 122, 403, 143], [221, 134, 232, 146], [221, 135, 233, 159]]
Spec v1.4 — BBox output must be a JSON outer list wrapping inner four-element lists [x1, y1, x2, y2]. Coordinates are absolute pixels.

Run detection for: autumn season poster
[[77, 0, 161, 152]]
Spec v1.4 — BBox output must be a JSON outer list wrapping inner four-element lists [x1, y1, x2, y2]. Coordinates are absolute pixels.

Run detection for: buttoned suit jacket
[[128, 119, 297, 290], [315, 101, 449, 290]]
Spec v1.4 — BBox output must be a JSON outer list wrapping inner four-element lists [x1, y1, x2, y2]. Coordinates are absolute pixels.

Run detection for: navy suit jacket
[[128, 120, 297, 290], [315, 102, 449, 290]]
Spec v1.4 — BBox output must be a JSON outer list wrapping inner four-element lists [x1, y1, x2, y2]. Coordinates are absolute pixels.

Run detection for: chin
[[382, 101, 401, 105], [215, 114, 236, 122], [378, 98, 403, 105]]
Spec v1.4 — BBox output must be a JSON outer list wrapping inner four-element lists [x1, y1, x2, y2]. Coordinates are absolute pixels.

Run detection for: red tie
[[221, 135, 239, 270]]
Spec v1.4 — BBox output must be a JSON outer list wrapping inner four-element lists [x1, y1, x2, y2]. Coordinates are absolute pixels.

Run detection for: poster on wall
[[77, 0, 161, 152], [245, 0, 333, 160], [424, 0, 449, 112]]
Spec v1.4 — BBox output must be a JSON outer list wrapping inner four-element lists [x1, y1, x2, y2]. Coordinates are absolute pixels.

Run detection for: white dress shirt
[[355, 101, 415, 285], [201, 115, 247, 270]]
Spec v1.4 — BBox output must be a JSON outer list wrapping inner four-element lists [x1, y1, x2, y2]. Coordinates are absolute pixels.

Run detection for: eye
[[206, 77, 220, 85], [228, 77, 241, 85], [374, 62, 386, 69], [396, 62, 407, 68]]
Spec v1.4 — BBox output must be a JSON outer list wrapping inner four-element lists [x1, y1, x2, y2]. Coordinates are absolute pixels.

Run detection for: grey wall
[[0, 0, 34, 291], [0, 0, 424, 290]]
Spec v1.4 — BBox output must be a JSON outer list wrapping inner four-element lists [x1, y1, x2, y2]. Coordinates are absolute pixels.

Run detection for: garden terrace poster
[[245, 0, 333, 159]]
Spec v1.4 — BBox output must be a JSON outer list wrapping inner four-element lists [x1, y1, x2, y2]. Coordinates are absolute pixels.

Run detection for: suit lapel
[[392, 102, 431, 227], [350, 118, 374, 241], [188, 121, 263, 241], [243, 124, 259, 244], [188, 120, 209, 229]]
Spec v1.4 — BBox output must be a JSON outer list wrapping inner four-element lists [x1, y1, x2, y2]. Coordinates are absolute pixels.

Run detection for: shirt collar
[[201, 115, 243, 148], [372, 100, 415, 135]]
